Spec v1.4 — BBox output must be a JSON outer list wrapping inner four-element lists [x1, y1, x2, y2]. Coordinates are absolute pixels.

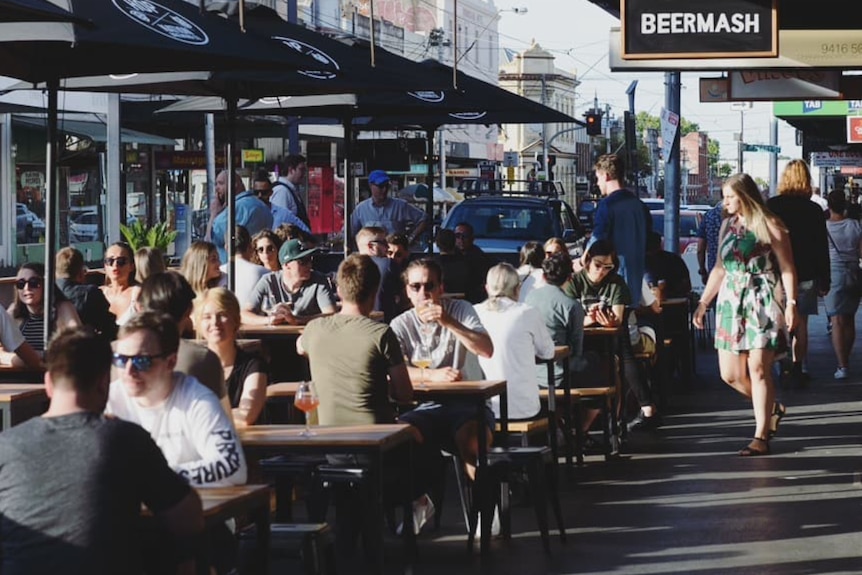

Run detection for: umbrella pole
[[425, 128, 436, 254], [226, 96, 238, 293], [343, 116, 354, 257], [43, 78, 59, 350]]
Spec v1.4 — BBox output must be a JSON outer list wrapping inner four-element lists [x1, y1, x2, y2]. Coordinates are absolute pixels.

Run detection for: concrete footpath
[[309, 307, 862, 575]]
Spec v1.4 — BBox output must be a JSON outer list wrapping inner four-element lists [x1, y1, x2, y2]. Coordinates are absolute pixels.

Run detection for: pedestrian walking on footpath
[[694, 173, 798, 456]]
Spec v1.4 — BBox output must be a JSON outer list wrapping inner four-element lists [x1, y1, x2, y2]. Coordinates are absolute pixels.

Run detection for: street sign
[[848, 116, 862, 144], [507, 166, 515, 184], [503, 151, 519, 168], [742, 143, 781, 153]]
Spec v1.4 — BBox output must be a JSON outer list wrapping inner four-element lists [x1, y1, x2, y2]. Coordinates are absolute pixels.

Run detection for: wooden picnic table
[[409, 379, 506, 555], [239, 423, 414, 573], [0, 384, 48, 430], [143, 484, 271, 573]]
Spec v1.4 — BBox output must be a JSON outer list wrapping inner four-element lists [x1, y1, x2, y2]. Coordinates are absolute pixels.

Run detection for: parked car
[[16, 203, 45, 243], [642, 198, 665, 211], [650, 209, 703, 256], [441, 179, 583, 255], [576, 198, 600, 230], [69, 210, 100, 243]]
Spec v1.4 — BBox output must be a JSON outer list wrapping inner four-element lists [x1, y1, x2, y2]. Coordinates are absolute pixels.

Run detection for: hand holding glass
[[294, 381, 319, 436]]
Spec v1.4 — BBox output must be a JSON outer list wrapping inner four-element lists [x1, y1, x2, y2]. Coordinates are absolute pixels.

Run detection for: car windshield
[[446, 204, 554, 240], [651, 212, 701, 237]]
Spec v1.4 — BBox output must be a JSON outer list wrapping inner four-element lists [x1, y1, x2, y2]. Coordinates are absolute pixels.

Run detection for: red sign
[[847, 116, 862, 144]]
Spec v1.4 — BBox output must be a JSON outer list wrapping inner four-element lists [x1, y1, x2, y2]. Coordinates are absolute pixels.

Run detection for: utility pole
[[541, 75, 549, 180], [429, 27, 450, 197]]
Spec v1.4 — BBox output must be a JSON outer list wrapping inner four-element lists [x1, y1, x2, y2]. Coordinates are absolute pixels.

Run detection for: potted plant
[[119, 220, 178, 252]]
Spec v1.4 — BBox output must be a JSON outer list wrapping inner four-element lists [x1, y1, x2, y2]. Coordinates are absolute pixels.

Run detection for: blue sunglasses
[[111, 352, 169, 372]]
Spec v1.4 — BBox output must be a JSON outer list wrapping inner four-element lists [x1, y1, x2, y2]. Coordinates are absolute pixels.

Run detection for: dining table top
[[238, 323, 305, 337], [239, 423, 414, 451], [410, 379, 506, 399], [0, 383, 46, 402], [196, 484, 271, 524]]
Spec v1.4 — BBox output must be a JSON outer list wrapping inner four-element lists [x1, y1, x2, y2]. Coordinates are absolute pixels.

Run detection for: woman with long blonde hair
[[695, 173, 798, 456], [197, 287, 269, 427]]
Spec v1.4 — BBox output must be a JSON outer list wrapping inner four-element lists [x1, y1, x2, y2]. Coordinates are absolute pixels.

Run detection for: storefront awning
[[12, 116, 177, 146]]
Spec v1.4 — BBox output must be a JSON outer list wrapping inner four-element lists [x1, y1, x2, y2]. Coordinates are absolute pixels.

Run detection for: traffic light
[[584, 111, 602, 136]]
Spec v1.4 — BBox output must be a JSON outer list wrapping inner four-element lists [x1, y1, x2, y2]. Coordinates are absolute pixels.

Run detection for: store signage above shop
[[611, 28, 862, 70], [700, 71, 843, 102], [621, 0, 777, 60], [241, 148, 265, 164], [811, 151, 862, 167], [154, 151, 240, 171]]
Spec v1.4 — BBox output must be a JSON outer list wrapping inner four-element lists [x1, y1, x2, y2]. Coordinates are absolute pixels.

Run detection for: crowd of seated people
[[0, 190, 701, 572]]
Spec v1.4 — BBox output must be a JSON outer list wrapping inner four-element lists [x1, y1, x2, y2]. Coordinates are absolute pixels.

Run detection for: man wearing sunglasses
[[0, 327, 204, 574], [210, 169, 273, 263], [243, 238, 337, 327], [252, 169, 310, 233], [390, 258, 494, 480], [356, 226, 407, 322], [106, 312, 247, 487]]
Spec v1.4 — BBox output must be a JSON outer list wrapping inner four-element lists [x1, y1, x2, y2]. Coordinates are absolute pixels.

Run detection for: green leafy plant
[[119, 220, 177, 252]]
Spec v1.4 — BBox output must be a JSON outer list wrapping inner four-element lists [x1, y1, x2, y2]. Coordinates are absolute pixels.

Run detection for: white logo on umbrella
[[113, 0, 209, 46], [272, 36, 339, 80], [449, 112, 487, 120], [408, 91, 446, 103]]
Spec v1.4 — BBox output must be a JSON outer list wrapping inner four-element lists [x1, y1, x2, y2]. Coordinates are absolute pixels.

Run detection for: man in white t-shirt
[[390, 258, 493, 480], [106, 311, 247, 487]]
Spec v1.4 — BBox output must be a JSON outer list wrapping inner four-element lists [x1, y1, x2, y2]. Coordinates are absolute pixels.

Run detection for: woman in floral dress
[[694, 173, 798, 456]]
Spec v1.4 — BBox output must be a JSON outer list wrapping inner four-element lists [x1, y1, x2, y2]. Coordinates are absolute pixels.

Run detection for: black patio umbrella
[[157, 62, 581, 255], [0, 0, 330, 348], [9, 5, 447, 97], [0, 0, 90, 24]]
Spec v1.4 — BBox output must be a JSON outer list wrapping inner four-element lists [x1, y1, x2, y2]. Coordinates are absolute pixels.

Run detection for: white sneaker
[[473, 505, 501, 538], [397, 494, 435, 535], [834, 367, 849, 380]]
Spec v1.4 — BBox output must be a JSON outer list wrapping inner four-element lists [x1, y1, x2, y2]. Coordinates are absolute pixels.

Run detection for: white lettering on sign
[[641, 12, 760, 35]]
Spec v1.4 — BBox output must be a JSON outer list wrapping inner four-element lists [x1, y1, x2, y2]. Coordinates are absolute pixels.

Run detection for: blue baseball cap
[[368, 170, 390, 186]]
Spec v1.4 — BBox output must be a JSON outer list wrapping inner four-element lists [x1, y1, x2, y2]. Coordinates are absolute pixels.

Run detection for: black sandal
[[739, 437, 770, 457], [769, 402, 786, 438]]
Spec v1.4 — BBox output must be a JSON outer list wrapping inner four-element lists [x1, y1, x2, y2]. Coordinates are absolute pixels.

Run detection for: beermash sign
[[621, 0, 777, 59]]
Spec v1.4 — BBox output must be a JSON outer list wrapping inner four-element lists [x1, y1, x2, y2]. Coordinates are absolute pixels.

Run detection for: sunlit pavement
[[279, 305, 862, 575]]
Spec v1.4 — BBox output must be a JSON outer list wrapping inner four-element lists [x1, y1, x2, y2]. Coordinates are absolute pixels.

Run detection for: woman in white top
[[474, 262, 555, 420], [824, 190, 862, 379], [101, 242, 140, 326]]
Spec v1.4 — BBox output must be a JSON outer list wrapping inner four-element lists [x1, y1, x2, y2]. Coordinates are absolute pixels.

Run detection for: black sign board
[[622, 0, 777, 59]]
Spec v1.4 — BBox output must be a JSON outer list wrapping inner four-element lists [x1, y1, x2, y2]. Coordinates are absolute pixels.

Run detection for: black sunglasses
[[15, 277, 43, 290], [104, 256, 129, 267], [256, 245, 276, 253], [111, 352, 169, 372], [408, 282, 437, 292]]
